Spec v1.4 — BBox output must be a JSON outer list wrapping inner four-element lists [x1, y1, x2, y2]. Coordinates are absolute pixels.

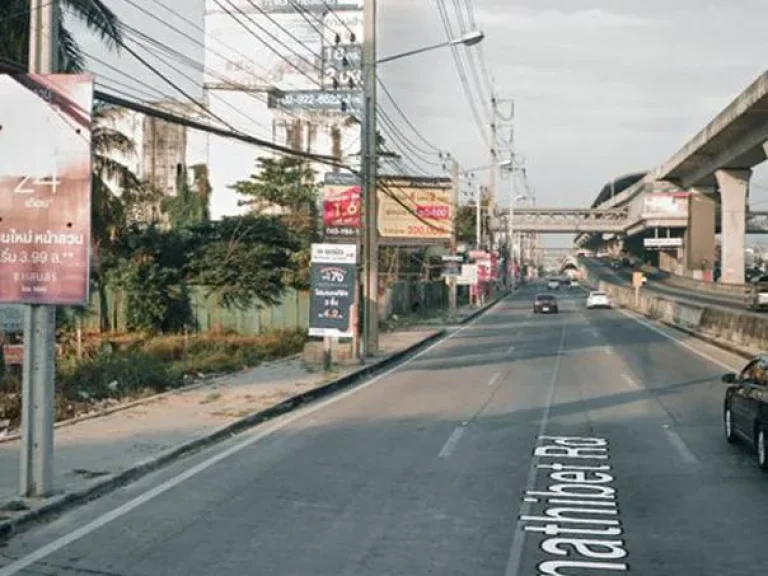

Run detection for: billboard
[[377, 177, 453, 242], [0, 74, 93, 306], [308, 243, 357, 338], [643, 192, 689, 217], [323, 173, 361, 239]]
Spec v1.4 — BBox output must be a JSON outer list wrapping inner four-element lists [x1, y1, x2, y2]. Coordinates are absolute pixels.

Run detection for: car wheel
[[756, 425, 768, 471], [724, 404, 736, 444]]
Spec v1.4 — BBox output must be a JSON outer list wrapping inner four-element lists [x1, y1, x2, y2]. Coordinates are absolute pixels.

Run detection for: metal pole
[[449, 158, 459, 317], [362, 0, 378, 356], [21, 0, 58, 498]]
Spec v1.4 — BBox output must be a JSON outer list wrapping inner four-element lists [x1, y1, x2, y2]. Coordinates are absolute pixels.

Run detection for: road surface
[[1, 286, 767, 575]]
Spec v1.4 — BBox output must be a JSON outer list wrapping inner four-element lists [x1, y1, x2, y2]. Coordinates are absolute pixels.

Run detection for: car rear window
[[536, 294, 555, 301]]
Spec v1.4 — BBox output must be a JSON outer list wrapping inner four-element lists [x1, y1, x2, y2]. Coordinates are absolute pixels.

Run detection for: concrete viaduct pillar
[[715, 169, 751, 285], [686, 189, 716, 280]]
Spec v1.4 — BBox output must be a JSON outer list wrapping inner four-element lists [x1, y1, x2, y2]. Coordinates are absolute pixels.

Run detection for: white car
[[547, 279, 560, 290], [586, 291, 611, 309]]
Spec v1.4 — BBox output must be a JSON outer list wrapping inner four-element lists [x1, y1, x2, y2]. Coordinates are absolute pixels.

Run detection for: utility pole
[[449, 157, 459, 317], [476, 184, 483, 250], [21, 0, 58, 497], [487, 97, 498, 251], [361, 0, 378, 356]]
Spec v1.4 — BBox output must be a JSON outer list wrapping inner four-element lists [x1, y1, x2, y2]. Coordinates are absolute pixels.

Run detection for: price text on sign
[[0, 74, 94, 305]]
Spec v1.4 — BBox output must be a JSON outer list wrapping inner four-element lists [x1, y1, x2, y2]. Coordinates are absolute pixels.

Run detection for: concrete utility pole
[[361, 0, 379, 356], [487, 97, 498, 250], [449, 157, 459, 317], [21, 0, 58, 498]]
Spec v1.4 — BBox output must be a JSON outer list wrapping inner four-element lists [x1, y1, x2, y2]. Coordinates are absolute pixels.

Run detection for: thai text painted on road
[[520, 436, 629, 575]]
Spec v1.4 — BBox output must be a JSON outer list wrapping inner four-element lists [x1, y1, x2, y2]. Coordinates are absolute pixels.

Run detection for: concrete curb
[[0, 297, 506, 541]]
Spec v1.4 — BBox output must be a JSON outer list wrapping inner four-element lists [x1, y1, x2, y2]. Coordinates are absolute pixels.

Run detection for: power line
[[215, 0, 321, 85], [451, 0, 491, 121], [124, 32, 271, 132], [435, 0, 491, 148], [377, 78, 443, 154], [245, 0, 318, 57], [378, 109, 442, 168], [131, 0, 272, 85], [464, 0, 495, 98]]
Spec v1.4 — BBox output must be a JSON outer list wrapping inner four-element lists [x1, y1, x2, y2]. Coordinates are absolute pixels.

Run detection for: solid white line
[[663, 427, 699, 465], [617, 308, 739, 372], [488, 372, 502, 387], [506, 344, 516, 356], [438, 426, 465, 458], [504, 322, 568, 576], [0, 306, 497, 576]]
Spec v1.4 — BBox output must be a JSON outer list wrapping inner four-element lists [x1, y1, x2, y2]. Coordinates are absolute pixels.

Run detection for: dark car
[[722, 356, 768, 470], [533, 293, 558, 314]]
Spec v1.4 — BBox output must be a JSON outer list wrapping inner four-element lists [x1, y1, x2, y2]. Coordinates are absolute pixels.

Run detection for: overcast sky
[[72, 0, 768, 246]]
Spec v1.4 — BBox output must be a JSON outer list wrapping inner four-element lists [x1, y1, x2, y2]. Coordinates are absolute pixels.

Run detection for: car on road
[[533, 293, 558, 314], [722, 356, 768, 470], [546, 278, 560, 290], [586, 291, 611, 309]]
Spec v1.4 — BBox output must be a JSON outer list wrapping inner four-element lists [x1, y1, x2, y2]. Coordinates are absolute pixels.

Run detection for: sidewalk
[[0, 303, 490, 527]]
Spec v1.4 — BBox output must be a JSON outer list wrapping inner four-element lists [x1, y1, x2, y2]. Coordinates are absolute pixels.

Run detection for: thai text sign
[[0, 74, 93, 305], [377, 176, 453, 242], [642, 192, 689, 218], [323, 173, 361, 239], [309, 244, 357, 338]]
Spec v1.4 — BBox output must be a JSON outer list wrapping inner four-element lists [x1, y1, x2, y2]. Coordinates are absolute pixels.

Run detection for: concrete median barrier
[[595, 279, 767, 357]]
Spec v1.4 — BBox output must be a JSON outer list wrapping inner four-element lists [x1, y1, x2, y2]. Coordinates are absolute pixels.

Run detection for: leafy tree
[[230, 157, 319, 290], [185, 215, 299, 310], [163, 165, 210, 229], [0, 0, 122, 73], [110, 224, 191, 333], [454, 205, 477, 245]]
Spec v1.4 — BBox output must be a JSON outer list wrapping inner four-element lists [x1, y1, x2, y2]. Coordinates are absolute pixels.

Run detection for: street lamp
[[361, 0, 484, 357], [377, 30, 485, 64]]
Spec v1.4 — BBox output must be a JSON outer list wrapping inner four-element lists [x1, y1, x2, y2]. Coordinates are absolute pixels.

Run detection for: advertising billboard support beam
[[20, 0, 58, 498], [362, 0, 379, 357]]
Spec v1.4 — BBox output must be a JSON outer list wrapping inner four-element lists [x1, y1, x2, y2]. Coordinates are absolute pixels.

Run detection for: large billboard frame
[[377, 175, 454, 244]]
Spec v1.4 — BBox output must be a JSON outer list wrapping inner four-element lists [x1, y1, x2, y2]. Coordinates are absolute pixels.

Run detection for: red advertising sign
[[0, 74, 93, 305], [323, 173, 361, 240]]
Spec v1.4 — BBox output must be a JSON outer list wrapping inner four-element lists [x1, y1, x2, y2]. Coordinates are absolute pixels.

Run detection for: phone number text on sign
[[416, 205, 450, 220]]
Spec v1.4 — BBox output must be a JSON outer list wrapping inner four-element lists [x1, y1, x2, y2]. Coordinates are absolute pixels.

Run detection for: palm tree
[[0, 0, 122, 73]]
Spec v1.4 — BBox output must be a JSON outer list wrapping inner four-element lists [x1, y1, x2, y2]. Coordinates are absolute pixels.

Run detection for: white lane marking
[[0, 305, 499, 576], [488, 372, 502, 387], [506, 344, 516, 356], [617, 308, 739, 372], [438, 426, 466, 458], [504, 322, 568, 576], [621, 372, 640, 389], [603, 346, 613, 356], [591, 328, 599, 338], [663, 426, 699, 465]]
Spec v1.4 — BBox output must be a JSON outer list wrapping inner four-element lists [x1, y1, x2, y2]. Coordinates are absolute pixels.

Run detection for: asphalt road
[[2, 286, 768, 575]]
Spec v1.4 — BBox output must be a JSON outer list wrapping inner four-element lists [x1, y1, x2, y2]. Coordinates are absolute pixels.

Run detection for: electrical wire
[[377, 109, 442, 168], [245, 0, 318, 57], [215, 0, 321, 85], [464, 0, 495, 101], [377, 77, 442, 154], [453, 0, 491, 120], [435, 0, 491, 147]]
